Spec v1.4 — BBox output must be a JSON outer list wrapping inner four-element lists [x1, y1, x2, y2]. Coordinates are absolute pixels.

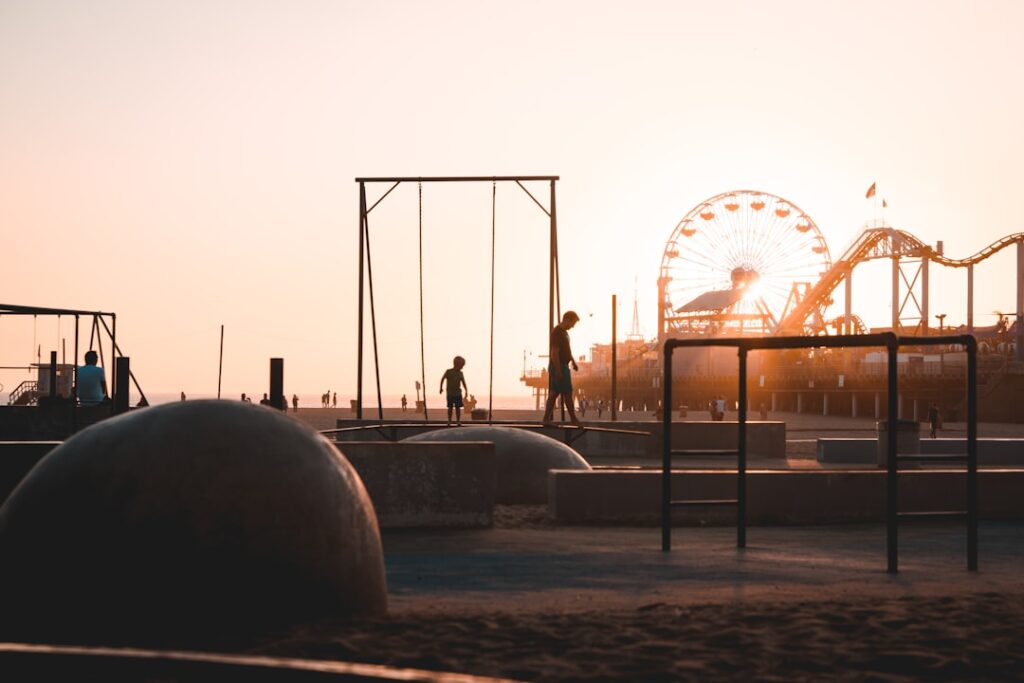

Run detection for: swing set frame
[[355, 175, 562, 421], [0, 303, 148, 411]]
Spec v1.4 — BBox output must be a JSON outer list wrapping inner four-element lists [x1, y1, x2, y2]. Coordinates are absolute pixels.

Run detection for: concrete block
[[548, 468, 1024, 525], [818, 438, 1024, 466], [339, 441, 495, 528]]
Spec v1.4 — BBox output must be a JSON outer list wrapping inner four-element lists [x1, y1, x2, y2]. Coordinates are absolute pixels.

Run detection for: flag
[[865, 182, 876, 199], [882, 199, 888, 208]]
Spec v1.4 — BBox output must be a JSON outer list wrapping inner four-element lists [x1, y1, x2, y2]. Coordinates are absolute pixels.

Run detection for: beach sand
[[235, 410, 1024, 680], [241, 520, 1024, 681]]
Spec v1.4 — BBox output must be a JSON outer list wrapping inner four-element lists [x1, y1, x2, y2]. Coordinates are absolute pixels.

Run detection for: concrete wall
[[548, 468, 1024, 525], [818, 438, 1024, 466], [333, 419, 786, 460], [0, 406, 113, 440], [322, 441, 495, 528], [2, 439, 495, 529]]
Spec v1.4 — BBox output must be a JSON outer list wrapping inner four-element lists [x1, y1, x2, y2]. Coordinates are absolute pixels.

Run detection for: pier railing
[[661, 332, 978, 573]]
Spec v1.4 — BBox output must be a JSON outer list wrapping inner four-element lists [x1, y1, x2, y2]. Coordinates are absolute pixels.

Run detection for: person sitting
[[76, 350, 108, 406]]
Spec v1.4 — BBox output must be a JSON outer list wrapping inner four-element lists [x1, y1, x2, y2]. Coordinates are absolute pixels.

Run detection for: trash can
[[876, 419, 920, 467], [471, 408, 488, 421], [678, 405, 688, 418]]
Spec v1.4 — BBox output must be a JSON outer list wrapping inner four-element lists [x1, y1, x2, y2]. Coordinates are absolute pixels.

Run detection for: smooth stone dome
[[405, 426, 590, 504], [0, 400, 386, 644]]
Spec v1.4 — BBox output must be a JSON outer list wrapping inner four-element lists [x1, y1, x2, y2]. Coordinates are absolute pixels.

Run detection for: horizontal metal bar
[[897, 453, 968, 461], [671, 449, 739, 456], [897, 511, 968, 519], [354, 176, 559, 183], [670, 499, 738, 507], [0, 304, 115, 317]]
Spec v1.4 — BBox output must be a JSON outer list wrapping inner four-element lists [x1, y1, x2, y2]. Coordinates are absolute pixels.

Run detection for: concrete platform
[[548, 468, 1024, 525], [818, 437, 1024, 465]]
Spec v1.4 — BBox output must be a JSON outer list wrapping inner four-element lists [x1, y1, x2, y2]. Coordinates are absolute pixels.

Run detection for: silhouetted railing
[[662, 333, 978, 573]]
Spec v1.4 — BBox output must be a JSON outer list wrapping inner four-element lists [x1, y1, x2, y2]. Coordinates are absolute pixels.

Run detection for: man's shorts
[[548, 362, 573, 395], [447, 393, 464, 409]]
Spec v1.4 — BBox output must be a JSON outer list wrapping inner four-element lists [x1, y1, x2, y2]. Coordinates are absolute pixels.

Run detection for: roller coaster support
[[1018, 242, 1024, 361], [967, 264, 974, 332]]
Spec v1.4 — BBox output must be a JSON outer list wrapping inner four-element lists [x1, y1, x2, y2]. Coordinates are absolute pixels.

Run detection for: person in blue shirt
[[439, 356, 468, 427], [76, 350, 108, 406]]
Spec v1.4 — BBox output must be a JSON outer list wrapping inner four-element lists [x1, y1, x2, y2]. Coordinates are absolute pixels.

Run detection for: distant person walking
[[180, 391, 186, 401], [928, 403, 941, 438], [259, 393, 271, 406], [76, 350, 108, 406], [542, 311, 582, 426], [401, 394, 408, 411], [332, 391, 337, 408], [292, 394, 299, 412], [440, 356, 469, 427]]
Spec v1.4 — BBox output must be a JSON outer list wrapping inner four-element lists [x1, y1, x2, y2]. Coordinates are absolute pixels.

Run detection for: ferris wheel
[[659, 190, 832, 335]]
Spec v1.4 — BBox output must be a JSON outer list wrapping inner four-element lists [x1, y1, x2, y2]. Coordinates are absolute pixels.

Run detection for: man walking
[[542, 311, 582, 426]]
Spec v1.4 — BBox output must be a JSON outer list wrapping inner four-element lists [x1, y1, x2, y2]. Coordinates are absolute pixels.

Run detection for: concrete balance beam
[[548, 468, 1024, 525], [333, 419, 786, 459], [818, 438, 1024, 465]]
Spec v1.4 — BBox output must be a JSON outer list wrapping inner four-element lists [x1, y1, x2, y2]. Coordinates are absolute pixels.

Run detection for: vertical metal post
[[72, 315, 79, 431], [357, 183, 366, 419], [967, 337, 978, 570], [886, 334, 899, 573], [661, 342, 673, 551], [548, 180, 556, 340], [114, 357, 130, 414], [966, 264, 974, 332], [110, 314, 117, 413], [217, 324, 224, 399], [270, 358, 284, 411], [611, 294, 618, 421], [737, 346, 747, 548], [48, 351, 57, 398]]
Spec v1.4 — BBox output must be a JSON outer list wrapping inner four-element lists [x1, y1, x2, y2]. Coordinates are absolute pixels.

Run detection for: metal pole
[[548, 181, 555, 346], [611, 294, 618, 421], [357, 182, 366, 419], [738, 346, 747, 548], [661, 342, 673, 551], [270, 358, 284, 411], [114, 357, 130, 414], [886, 334, 899, 573], [551, 180, 560, 322], [967, 264, 974, 332], [110, 314, 117, 413], [967, 336, 978, 570], [217, 324, 224, 399], [72, 315, 78, 431], [48, 351, 57, 398]]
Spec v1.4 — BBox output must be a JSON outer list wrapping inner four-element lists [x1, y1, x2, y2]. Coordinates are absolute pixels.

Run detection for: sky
[[2, 0, 1023, 404]]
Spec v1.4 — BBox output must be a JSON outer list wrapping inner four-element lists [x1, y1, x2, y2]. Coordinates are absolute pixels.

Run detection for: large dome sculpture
[[0, 400, 387, 644]]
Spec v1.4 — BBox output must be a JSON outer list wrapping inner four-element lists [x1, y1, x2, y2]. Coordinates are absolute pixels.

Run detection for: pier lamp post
[[936, 313, 946, 333]]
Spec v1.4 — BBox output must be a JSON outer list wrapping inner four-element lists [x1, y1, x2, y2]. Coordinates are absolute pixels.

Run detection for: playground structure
[[0, 303, 146, 409], [354, 175, 562, 422]]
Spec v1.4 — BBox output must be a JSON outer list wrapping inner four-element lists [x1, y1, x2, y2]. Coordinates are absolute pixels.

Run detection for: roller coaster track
[[775, 228, 1024, 335]]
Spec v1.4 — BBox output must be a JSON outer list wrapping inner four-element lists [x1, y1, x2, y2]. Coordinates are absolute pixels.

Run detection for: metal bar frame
[[354, 175, 559, 421], [661, 332, 978, 573]]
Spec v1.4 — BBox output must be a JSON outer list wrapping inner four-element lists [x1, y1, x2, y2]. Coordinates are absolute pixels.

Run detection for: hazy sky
[[2, 0, 1023, 402]]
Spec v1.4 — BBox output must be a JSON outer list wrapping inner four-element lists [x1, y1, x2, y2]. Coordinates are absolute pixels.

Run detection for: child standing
[[439, 356, 469, 426]]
